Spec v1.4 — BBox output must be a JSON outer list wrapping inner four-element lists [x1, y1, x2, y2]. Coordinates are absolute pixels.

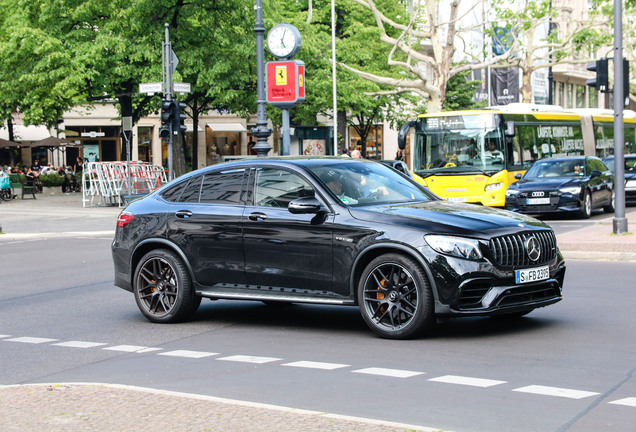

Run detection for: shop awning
[[206, 123, 247, 132], [186, 124, 204, 132], [0, 125, 52, 142]]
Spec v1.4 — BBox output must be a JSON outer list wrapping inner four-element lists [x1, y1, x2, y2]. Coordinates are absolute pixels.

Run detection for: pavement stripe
[[4, 337, 58, 344], [52, 341, 108, 349], [608, 397, 636, 407], [158, 350, 218, 359], [217, 355, 282, 364], [0, 334, 11, 339], [282, 361, 349, 370], [103, 345, 154, 353], [352, 367, 424, 378], [428, 375, 506, 388], [512, 385, 599, 399]]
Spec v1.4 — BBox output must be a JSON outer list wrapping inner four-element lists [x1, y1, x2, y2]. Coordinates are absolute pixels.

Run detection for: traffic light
[[586, 58, 608, 92], [160, 99, 176, 139], [172, 100, 187, 134]]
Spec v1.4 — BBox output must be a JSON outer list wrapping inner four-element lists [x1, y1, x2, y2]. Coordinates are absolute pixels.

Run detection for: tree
[[339, 0, 609, 112]]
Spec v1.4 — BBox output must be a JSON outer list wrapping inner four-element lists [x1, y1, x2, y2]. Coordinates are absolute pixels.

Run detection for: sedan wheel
[[358, 254, 434, 339], [579, 190, 592, 219], [134, 249, 201, 323]]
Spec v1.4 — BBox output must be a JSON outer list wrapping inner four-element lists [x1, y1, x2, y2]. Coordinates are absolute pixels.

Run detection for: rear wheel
[[579, 190, 592, 218], [133, 249, 201, 323], [358, 254, 434, 339], [0, 189, 11, 201]]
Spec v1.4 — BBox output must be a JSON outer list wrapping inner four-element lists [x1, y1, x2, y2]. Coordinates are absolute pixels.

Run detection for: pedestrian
[[395, 149, 404, 161], [350, 149, 362, 158], [340, 147, 351, 157]]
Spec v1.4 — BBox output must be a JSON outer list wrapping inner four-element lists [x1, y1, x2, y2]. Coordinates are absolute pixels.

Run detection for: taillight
[[117, 211, 134, 228]]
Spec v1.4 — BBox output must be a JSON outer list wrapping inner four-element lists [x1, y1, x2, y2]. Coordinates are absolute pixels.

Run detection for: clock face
[[267, 24, 301, 58]]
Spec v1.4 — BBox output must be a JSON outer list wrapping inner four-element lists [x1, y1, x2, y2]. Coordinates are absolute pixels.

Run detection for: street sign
[[170, 49, 179, 74], [81, 131, 106, 138], [139, 82, 163, 94], [173, 82, 191, 93], [266, 60, 305, 109]]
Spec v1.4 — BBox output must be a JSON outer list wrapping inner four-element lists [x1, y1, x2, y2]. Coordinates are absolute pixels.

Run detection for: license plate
[[515, 266, 550, 284], [526, 197, 550, 205], [446, 197, 467, 202]]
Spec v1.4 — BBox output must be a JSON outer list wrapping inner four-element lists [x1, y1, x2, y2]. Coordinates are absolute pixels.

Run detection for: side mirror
[[397, 121, 416, 150], [590, 170, 602, 178], [504, 121, 515, 137], [515, 173, 522, 180], [288, 196, 324, 214]]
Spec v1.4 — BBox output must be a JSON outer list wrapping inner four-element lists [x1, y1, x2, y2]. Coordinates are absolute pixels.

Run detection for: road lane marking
[[103, 345, 158, 353], [609, 397, 636, 407], [282, 361, 349, 370], [352, 367, 424, 378], [217, 355, 282, 364], [5, 337, 58, 344], [158, 350, 218, 359], [513, 385, 599, 399], [53, 341, 108, 349], [429, 375, 506, 388], [0, 334, 11, 338]]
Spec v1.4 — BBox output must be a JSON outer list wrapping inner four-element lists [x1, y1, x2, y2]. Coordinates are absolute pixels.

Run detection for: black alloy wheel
[[133, 249, 201, 323], [358, 253, 434, 339]]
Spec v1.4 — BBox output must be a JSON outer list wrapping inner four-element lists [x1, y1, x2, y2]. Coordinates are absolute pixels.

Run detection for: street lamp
[[252, 0, 273, 157]]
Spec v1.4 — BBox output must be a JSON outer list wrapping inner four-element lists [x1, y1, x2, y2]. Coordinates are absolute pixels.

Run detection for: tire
[[0, 189, 11, 201], [133, 249, 201, 323], [579, 190, 592, 219], [358, 253, 434, 339], [603, 189, 615, 213]]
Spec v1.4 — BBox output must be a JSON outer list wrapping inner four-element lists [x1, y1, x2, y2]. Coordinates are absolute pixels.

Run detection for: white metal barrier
[[82, 162, 167, 207]]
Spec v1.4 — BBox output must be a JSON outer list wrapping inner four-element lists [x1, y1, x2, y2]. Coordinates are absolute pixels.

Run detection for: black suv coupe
[[112, 157, 565, 339]]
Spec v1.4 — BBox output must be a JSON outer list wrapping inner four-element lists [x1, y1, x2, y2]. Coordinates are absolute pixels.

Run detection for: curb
[[559, 250, 636, 262]]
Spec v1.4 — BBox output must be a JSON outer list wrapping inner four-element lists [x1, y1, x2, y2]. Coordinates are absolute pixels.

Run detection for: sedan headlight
[[559, 185, 581, 194], [505, 189, 519, 197], [485, 182, 503, 191], [425, 235, 483, 260]]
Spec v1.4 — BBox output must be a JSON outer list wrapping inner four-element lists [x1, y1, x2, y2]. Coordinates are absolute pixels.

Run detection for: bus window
[[626, 126, 636, 154], [595, 126, 614, 158]]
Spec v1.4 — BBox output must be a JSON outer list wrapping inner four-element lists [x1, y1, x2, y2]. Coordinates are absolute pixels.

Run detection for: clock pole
[[252, 0, 273, 157]]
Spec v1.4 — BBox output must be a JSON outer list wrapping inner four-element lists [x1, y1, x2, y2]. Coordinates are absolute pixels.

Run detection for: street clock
[[267, 23, 302, 59]]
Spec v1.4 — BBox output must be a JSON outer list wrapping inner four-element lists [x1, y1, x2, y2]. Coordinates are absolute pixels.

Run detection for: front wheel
[[358, 254, 434, 339], [579, 190, 592, 219], [133, 249, 201, 323]]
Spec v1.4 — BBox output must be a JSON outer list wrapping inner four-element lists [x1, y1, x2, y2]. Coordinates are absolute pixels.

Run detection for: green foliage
[[39, 173, 66, 187], [443, 70, 487, 112]]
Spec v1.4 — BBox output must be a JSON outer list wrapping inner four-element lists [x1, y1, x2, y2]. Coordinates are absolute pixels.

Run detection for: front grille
[[496, 283, 561, 307], [489, 231, 557, 268]]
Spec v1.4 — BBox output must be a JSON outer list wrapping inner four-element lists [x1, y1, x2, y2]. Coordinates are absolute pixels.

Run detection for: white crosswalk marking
[[352, 367, 424, 378], [513, 385, 600, 399], [0, 335, 11, 338], [53, 341, 108, 349], [5, 337, 58, 344], [158, 350, 218, 359], [217, 355, 282, 364], [609, 397, 636, 407], [103, 345, 154, 353], [283, 361, 349, 370], [429, 375, 506, 388]]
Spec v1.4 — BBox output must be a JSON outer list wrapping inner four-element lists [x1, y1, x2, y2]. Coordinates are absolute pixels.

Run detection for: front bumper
[[505, 194, 582, 214]]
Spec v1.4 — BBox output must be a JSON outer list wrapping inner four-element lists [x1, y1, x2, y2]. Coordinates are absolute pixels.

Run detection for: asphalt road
[[534, 206, 636, 235], [1, 233, 635, 432]]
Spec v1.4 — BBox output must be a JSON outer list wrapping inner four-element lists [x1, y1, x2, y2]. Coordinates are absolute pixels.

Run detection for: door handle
[[248, 212, 267, 221], [175, 210, 193, 219]]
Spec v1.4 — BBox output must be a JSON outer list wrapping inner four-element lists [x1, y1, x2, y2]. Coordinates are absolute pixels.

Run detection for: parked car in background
[[113, 157, 565, 339], [379, 160, 427, 187], [505, 156, 614, 218], [602, 154, 636, 205]]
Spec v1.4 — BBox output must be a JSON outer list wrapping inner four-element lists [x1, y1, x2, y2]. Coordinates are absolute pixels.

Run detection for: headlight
[[485, 182, 503, 191], [425, 235, 483, 260], [505, 189, 519, 197], [559, 185, 581, 194]]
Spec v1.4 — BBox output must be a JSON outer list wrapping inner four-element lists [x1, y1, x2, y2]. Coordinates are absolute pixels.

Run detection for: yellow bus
[[397, 103, 636, 207]]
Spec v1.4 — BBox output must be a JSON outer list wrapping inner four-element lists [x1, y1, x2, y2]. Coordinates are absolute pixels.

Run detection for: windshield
[[307, 160, 435, 207], [413, 114, 506, 176], [523, 158, 586, 179]]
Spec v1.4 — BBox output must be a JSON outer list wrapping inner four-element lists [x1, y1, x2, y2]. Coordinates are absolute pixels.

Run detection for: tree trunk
[[337, 110, 347, 154], [192, 98, 199, 170], [172, 133, 187, 178]]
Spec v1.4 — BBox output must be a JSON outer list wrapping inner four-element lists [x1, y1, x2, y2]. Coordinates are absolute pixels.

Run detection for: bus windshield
[[413, 114, 506, 177]]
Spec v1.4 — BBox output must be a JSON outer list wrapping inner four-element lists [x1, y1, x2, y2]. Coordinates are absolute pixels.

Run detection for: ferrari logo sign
[[266, 60, 306, 109]]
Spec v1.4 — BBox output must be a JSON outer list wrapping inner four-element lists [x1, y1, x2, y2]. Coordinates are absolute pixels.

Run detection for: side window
[[180, 176, 203, 203], [200, 169, 245, 204], [585, 158, 594, 175], [161, 180, 188, 202], [254, 168, 315, 208]]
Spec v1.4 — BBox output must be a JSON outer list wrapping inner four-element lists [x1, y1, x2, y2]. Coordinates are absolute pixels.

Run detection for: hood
[[351, 200, 548, 238], [511, 177, 582, 190]]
